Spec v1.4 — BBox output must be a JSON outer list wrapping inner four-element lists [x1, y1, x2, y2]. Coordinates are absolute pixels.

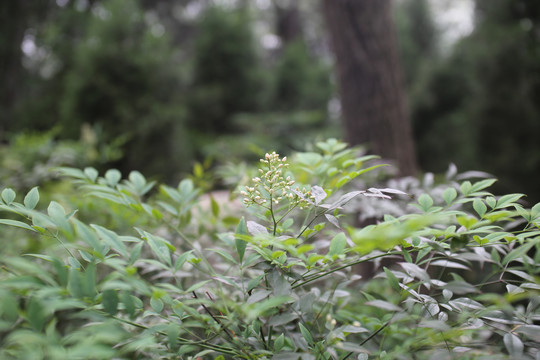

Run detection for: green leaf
[[27, 298, 47, 331], [174, 251, 193, 271], [417, 194, 433, 212], [299, 323, 314, 345], [23, 187, 39, 210], [55, 167, 86, 180], [495, 194, 524, 209], [365, 300, 402, 312], [485, 196, 496, 208], [503, 333, 523, 358], [328, 232, 347, 256], [102, 289, 119, 316], [247, 275, 264, 292], [531, 202, 540, 219], [1, 188, 16, 205], [105, 169, 122, 186], [92, 225, 128, 259], [209, 248, 237, 265], [185, 280, 211, 293], [0, 219, 37, 232], [210, 195, 219, 218], [442, 187, 457, 205], [336, 175, 351, 189], [460, 181, 472, 196], [129, 171, 146, 189], [167, 323, 181, 351], [73, 219, 101, 253], [274, 333, 285, 351], [383, 267, 400, 292], [68, 268, 84, 298], [473, 198, 487, 218], [137, 230, 173, 267], [83, 263, 97, 298], [0, 291, 19, 323], [235, 217, 248, 263], [120, 291, 136, 318], [502, 240, 537, 265], [150, 297, 164, 313], [470, 179, 497, 193], [84, 167, 99, 182], [47, 200, 65, 218]]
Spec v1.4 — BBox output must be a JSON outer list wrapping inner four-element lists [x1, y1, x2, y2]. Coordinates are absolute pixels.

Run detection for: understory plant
[[0, 139, 539, 359]]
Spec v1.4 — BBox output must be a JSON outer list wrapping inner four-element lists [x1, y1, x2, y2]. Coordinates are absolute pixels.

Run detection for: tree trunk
[[274, 0, 303, 45], [0, 1, 27, 140], [322, 0, 418, 176]]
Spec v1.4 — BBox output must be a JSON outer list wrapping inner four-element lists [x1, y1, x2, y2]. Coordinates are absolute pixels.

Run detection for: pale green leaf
[[1, 188, 16, 205], [23, 187, 39, 210]]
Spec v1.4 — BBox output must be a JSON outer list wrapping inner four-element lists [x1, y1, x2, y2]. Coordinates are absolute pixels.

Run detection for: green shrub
[[0, 139, 539, 359]]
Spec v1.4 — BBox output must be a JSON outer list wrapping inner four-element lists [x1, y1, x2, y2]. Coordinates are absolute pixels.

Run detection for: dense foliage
[[396, 0, 540, 201], [4, 1, 333, 180], [0, 140, 539, 359]]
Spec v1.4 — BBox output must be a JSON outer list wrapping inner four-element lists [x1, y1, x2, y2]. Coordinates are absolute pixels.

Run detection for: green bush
[[0, 139, 539, 359]]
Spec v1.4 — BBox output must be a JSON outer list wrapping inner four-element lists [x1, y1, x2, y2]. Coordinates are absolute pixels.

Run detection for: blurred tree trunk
[[322, 0, 417, 176], [274, 0, 303, 45], [0, 1, 27, 140]]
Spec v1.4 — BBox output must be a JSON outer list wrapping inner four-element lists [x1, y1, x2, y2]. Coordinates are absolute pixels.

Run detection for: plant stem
[[113, 316, 240, 355], [342, 321, 390, 360], [292, 251, 401, 289]]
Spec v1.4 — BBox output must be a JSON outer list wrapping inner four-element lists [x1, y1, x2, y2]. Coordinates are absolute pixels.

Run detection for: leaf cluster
[[0, 141, 539, 359]]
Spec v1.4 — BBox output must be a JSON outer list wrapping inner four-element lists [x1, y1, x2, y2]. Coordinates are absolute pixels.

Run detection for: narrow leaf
[[325, 214, 340, 228], [384, 267, 401, 292], [0, 219, 37, 232], [365, 300, 402, 312], [235, 217, 248, 263], [299, 323, 314, 345], [310, 186, 327, 205]]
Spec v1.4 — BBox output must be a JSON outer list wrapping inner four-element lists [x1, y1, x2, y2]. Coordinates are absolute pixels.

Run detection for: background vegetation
[[2, 0, 539, 202]]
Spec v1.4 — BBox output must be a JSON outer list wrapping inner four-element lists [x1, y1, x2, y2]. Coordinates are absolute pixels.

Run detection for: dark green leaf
[[274, 333, 285, 351], [383, 267, 400, 292], [102, 289, 119, 315], [503, 333, 523, 357], [502, 240, 537, 265], [120, 291, 136, 318], [235, 217, 248, 263], [26, 298, 47, 331], [299, 323, 314, 345]]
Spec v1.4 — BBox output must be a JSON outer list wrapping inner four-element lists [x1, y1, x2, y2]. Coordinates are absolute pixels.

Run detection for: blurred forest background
[[1, 0, 540, 202]]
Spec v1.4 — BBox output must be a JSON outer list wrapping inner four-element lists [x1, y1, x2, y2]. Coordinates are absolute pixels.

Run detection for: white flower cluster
[[241, 152, 314, 209]]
